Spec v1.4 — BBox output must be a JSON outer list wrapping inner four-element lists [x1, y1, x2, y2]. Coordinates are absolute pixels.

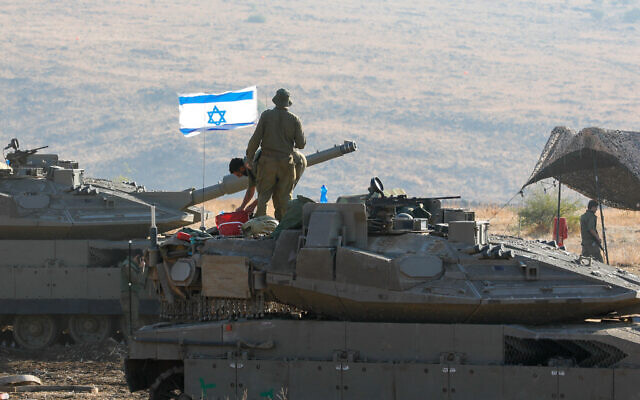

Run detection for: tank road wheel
[[149, 366, 191, 400], [13, 315, 59, 350], [68, 315, 112, 344]]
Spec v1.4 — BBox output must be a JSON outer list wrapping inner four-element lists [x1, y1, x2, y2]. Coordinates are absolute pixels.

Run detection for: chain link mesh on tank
[[524, 127, 640, 210], [159, 294, 302, 322]]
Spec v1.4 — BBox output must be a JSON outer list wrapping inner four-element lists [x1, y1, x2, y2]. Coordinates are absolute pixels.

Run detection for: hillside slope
[[0, 0, 638, 202]]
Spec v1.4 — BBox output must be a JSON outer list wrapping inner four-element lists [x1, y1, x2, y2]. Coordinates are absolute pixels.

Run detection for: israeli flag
[[178, 86, 257, 137]]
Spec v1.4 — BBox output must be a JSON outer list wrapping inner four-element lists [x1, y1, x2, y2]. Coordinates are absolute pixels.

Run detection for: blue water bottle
[[320, 185, 328, 203]]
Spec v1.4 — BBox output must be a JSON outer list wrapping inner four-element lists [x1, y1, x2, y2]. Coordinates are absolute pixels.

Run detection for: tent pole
[[518, 192, 522, 238], [592, 152, 610, 264], [556, 180, 561, 245]]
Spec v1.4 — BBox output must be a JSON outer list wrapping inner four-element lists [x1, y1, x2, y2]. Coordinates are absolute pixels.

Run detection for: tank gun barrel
[[306, 140, 357, 167], [28, 145, 49, 153], [187, 140, 357, 208]]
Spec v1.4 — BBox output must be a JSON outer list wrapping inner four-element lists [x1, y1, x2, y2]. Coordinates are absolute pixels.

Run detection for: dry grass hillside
[[1, 0, 639, 203], [476, 206, 640, 272]]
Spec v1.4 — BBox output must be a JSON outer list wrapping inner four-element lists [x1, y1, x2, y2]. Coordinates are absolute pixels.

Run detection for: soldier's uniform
[[275, 150, 306, 214], [244, 149, 306, 191], [246, 89, 306, 220], [580, 209, 603, 262]]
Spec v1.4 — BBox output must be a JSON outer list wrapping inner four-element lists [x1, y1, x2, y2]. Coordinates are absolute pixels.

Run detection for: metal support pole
[[518, 191, 523, 238], [592, 152, 610, 264], [128, 239, 132, 336], [598, 201, 610, 264], [556, 180, 561, 245], [200, 127, 206, 231]]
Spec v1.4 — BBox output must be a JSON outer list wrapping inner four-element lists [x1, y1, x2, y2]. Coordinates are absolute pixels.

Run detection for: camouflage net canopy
[[524, 127, 640, 210]]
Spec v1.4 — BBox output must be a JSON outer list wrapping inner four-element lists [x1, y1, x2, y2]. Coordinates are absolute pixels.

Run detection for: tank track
[[160, 294, 303, 322]]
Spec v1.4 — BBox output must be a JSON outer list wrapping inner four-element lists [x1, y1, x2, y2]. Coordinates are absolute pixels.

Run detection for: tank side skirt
[[179, 355, 635, 399], [0, 299, 158, 315]]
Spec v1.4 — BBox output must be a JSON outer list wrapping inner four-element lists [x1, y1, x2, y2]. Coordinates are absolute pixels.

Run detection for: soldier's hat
[[272, 88, 292, 107]]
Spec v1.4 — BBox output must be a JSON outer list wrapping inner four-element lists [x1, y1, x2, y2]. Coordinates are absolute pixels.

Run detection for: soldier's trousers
[[581, 243, 604, 262], [255, 154, 295, 221]]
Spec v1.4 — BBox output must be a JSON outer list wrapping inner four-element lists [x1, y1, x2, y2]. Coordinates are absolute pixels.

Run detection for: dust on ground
[[0, 337, 145, 400]]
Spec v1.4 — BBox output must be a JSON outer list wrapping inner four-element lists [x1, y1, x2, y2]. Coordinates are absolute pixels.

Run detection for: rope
[[487, 189, 524, 222], [487, 178, 559, 222]]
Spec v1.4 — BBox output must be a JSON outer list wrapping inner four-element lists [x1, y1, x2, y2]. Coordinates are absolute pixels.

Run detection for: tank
[[0, 138, 357, 349], [125, 177, 640, 399]]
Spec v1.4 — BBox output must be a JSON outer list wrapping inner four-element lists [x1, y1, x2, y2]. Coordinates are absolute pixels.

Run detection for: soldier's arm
[[237, 186, 256, 212], [246, 198, 258, 213], [294, 117, 306, 150], [246, 114, 265, 162], [588, 216, 600, 242]]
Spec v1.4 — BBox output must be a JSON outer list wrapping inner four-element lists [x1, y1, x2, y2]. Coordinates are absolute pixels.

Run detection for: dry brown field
[[476, 206, 640, 274], [2, 0, 639, 202]]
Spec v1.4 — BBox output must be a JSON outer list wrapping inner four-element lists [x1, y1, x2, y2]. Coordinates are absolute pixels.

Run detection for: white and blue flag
[[178, 86, 257, 137]]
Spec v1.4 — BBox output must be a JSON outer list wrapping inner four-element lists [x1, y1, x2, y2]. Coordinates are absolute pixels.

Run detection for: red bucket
[[176, 231, 192, 241], [216, 211, 249, 236]]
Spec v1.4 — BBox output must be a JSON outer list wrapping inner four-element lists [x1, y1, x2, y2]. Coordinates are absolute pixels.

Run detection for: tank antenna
[[150, 204, 157, 248], [127, 239, 132, 336]]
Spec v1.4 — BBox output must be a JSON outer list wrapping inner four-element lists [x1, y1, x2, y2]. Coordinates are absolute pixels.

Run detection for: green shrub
[[518, 187, 581, 234]]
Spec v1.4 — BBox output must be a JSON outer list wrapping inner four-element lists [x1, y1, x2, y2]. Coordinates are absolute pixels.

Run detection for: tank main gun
[[133, 141, 358, 211], [305, 140, 357, 167]]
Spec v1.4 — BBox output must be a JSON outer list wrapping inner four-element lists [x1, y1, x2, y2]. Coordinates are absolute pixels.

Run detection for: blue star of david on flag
[[207, 106, 226, 125], [178, 86, 257, 137]]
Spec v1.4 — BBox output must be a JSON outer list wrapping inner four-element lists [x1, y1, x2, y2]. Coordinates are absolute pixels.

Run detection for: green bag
[[242, 215, 279, 237], [271, 195, 315, 239]]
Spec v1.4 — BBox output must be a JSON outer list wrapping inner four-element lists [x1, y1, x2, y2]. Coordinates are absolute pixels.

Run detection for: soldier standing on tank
[[245, 88, 306, 220], [580, 200, 603, 262]]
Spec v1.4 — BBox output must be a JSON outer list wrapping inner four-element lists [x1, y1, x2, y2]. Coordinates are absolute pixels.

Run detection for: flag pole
[[200, 125, 206, 231]]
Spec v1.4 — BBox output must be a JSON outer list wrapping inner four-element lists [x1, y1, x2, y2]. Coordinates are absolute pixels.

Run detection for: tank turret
[[0, 139, 357, 239]]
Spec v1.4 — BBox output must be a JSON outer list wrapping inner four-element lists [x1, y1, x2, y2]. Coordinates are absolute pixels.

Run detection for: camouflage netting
[[524, 127, 640, 210]]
